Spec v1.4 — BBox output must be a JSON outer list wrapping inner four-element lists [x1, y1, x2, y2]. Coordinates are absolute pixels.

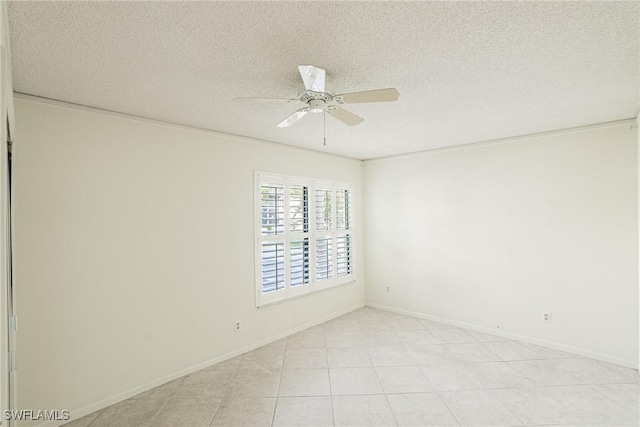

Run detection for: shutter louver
[[261, 183, 284, 235], [316, 237, 333, 280], [336, 189, 352, 230], [315, 189, 332, 231], [290, 185, 309, 233], [261, 241, 285, 293], [336, 234, 352, 276], [291, 238, 310, 286]]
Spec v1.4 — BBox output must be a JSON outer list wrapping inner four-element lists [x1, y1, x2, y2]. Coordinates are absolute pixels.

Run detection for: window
[[255, 173, 355, 306]]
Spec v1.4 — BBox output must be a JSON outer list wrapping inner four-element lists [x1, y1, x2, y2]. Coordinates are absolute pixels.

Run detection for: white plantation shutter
[[315, 237, 333, 280], [290, 185, 308, 233], [315, 189, 332, 231], [336, 234, 352, 276], [336, 187, 353, 277], [261, 242, 284, 292], [290, 238, 310, 286], [261, 183, 284, 235], [256, 173, 355, 307], [289, 181, 311, 294], [336, 189, 352, 230], [258, 178, 287, 304], [314, 186, 333, 284]]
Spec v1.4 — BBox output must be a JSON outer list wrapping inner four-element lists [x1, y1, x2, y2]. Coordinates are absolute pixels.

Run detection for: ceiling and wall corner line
[[362, 118, 638, 164], [12, 92, 363, 162], [13, 92, 637, 166]]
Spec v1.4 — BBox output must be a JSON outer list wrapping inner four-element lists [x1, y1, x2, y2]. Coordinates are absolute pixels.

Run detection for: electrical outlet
[[234, 321, 241, 332], [541, 312, 551, 324], [386, 285, 390, 292]]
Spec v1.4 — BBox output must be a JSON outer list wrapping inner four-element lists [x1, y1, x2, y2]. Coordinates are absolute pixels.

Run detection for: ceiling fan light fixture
[[309, 99, 326, 113]]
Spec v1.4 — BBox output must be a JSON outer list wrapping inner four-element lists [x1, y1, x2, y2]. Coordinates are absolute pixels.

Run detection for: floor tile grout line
[[207, 359, 245, 426], [581, 383, 637, 412], [434, 390, 464, 427], [270, 335, 288, 426], [325, 326, 337, 427], [536, 384, 596, 425], [145, 395, 173, 427], [375, 376, 399, 426], [83, 409, 106, 427], [469, 341, 506, 364], [589, 383, 640, 410], [364, 341, 400, 426], [485, 388, 527, 426]]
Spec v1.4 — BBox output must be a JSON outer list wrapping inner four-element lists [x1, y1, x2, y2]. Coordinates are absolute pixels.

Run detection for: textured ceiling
[[8, 1, 640, 160]]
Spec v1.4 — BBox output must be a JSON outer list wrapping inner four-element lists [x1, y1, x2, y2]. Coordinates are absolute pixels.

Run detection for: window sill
[[257, 278, 357, 308]]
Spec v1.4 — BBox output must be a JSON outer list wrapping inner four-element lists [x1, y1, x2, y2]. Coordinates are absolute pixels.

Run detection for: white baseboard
[[40, 301, 365, 427], [366, 302, 638, 370]]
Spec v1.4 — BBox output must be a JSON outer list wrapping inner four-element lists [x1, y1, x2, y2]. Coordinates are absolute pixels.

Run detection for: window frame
[[254, 172, 356, 307]]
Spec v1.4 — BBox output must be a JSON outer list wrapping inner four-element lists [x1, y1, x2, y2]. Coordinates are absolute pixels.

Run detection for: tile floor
[[64, 307, 639, 427]]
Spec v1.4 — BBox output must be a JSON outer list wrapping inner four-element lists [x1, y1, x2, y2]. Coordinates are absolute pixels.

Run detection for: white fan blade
[[276, 107, 310, 128], [298, 65, 326, 92], [334, 88, 399, 104], [233, 97, 298, 103], [327, 107, 364, 127]]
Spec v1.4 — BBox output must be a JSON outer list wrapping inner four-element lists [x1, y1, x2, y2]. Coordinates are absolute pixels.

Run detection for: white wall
[[364, 123, 638, 367], [12, 97, 365, 419], [12, 94, 639, 421]]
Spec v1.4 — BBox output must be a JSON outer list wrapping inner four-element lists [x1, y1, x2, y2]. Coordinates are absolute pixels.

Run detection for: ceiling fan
[[233, 65, 400, 128]]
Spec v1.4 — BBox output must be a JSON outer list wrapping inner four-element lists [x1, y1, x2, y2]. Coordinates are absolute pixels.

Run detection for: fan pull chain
[[323, 111, 327, 146]]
